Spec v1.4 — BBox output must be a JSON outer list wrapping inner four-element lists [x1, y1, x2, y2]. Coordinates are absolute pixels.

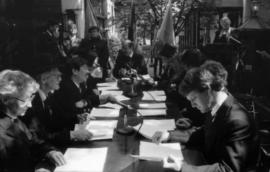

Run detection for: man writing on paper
[[152, 61, 258, 172]]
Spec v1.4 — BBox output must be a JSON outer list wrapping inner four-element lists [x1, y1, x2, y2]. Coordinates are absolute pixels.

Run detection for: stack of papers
[[75, 120, 117, 141], [138, 103, 166, 109], [54, 148, 107, 172], [137, 109, 166, 116], [90, 108, 120, 117], [133, 119, 176, 139], [132, 141, 183, 162]]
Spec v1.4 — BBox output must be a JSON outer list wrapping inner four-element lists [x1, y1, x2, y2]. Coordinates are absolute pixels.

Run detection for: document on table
[[131, 141, 183, 162], [133, 119, 176, 139], [75, 120, 117, 140], [137, 109, 166, 116], [115, 95, 130, 101], [54, 148, 107, 172], [138, 103, 166, 109], [142, 91, 166, 101], [101, 90, 123, 96], [97, 82, 117, 87], [99, 102, 122, 109], [90, 108, 120, 117]]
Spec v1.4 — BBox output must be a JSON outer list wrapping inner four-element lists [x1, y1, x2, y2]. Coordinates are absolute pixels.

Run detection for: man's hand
[[176, 118, 192, 129], [47, 150, 66, 166], [75, 100, 87, 108], [71, 129, 93, 141], [151, 131, 169, 144], [163, 155, 183, 171], [35, 168, 51, 172]]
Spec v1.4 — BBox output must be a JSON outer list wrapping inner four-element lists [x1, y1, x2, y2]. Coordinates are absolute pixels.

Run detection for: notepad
[[138, 103, 166, 109], [90, 108, 120, 117], [54, 148, 107, 172], [75, 120, 117, 140], [132, 141, 183, 162], [133, 119, 176, 139], [99, 103, 122, 109], [137, 109, 166, 116]]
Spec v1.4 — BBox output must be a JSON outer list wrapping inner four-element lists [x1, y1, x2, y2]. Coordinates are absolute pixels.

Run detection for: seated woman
[[0, 69, 65, 172], [152, 61, 259, 172], [113, 40, 148, 79]]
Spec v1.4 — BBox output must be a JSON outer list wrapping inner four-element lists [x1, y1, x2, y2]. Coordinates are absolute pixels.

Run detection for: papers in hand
[[132, 141, 183, 162], [138, 103, 166, 109], [91, 108, 120, 117], [54, 148, 107, 172], [133, 119, 176, 139], [137, 109, 166, 116]]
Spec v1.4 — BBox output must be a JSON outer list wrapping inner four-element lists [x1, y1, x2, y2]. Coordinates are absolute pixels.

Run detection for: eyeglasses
[[11, 94, 35, 104]]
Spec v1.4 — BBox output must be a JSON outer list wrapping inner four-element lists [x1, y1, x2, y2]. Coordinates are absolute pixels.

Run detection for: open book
[[132, 141, 183, 162]]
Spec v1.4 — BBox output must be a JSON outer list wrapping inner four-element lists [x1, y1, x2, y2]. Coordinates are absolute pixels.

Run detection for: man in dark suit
[[52, 57, 99, 132], [113, 40, 148, 78], [152, 61, 259, 172], [0, 70, 65, 172], [79, 26, 109, 80]]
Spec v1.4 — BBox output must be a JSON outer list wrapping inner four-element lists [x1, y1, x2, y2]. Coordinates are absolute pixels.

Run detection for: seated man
[[0, 70, 65, 172], [152, 61, 259, 172], [113, 40, 148, 79], [22, 60, 92, 148], [52, 57, 97, 132]]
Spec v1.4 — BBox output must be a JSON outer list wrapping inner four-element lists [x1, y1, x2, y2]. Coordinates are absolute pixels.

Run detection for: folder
[[54, 148, 107, 172]]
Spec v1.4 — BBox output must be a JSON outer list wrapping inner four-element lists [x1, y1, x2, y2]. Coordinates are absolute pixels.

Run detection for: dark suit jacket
[[52, 78, 100, 130], [79, 38, 109, 69], [22, 92, 72, 148], [170, 95, 259, 172], [0, 111, 55, 171], [113, 50, 148, 78]]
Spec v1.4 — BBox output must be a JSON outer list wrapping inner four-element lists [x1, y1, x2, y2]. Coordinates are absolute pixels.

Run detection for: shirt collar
[[211, 91, 228, 116], [5, 112, 17, 122], [38, 89, 47, 102]]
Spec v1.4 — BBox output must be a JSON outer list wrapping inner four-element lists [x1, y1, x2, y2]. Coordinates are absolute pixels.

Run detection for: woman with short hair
[[0, 70, 65, 172]]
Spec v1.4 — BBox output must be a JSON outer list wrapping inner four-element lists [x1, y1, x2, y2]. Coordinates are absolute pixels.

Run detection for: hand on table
[[163, 155, 183, 171], [47, 150, 66, 166], [71, 129, 93, 141], [35, 168, 51, 172], [151, 131, 169, 144]]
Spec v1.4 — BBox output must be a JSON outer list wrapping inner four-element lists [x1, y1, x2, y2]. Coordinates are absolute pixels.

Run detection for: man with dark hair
[[79, 26, 109, 80]]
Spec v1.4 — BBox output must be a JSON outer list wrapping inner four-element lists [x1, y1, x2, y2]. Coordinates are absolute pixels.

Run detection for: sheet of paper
[[101, 90, 123, 96], [142, 91, 166, 102], [90, 108, 120, 117], [134, 141, 182, 162], [97, 82, 117, 87], [142, 91, 155, 101], [148, 90, 165, 97], [98, 86, 119, 91], [138, 103, 166, 109], [54, 148, 107, 172], [99, 103, 122, 109], [80, 120, 117, 140], [115, 95, 130, 101], [133, 119, 175, 139], [137, 109, 166, 116]]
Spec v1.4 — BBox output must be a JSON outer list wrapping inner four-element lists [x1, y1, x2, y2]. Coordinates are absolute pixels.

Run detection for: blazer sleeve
[[181, 109, 257, 172]]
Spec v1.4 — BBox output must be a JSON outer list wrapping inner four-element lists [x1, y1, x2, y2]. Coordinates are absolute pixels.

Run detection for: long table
[[61, 83, 205, 172]]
